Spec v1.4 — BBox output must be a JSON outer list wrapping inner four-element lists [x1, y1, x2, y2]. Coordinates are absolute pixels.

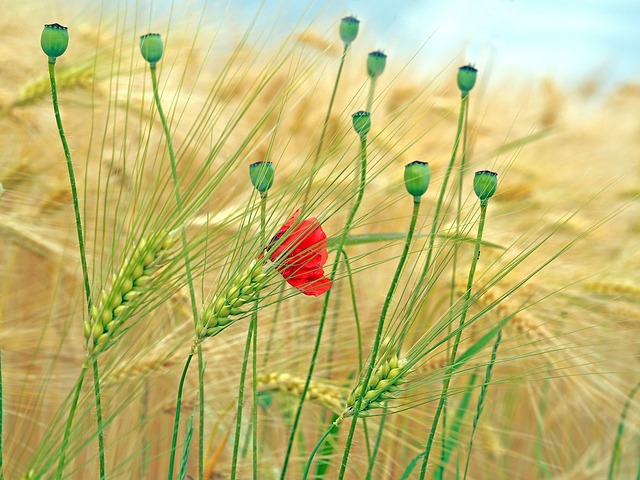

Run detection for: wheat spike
[[342, 355, 409, 419], [585, 281, 640, 300], [257, 372, 345, 414], [197, 260, 267, 338], [85, 230, 178, 355], [13, 65, 94, 109]]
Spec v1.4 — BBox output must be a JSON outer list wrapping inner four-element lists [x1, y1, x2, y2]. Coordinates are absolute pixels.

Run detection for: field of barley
[[0, 1, 639, 479]]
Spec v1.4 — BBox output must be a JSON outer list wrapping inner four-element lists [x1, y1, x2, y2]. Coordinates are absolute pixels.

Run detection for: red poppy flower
[[267, 210, 332, 296]]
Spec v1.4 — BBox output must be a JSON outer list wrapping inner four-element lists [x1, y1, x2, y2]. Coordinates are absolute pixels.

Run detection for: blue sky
[[143, 0, 640, 89]]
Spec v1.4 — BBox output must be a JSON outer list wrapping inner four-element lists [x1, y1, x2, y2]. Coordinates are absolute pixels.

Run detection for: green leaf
[[453, 318, 509, 372], [178, 410, 195, 480], [328, 233, 504, 251], [399, 452, 426, 480]]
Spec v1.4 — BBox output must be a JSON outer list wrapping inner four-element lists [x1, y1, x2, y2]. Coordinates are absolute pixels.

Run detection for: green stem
[[56, 360, 89, 479], [366, 405, 387, 480], [168, 347, 195, 480], [366, 77, 377, 114], [48, 59, 101, 479], [419, 201, 489, 479], [303, 423, 338, 479], [91, 359, 106, 479], [442, 94, 470, 470], [230, 320, 255, 480], [251, 194, 266, 479], [280, 136, 368, 479], [400, 97, 468, 348], [302, 43, 349, 209], [48, 60, 91, 311], [338, 199, 421, 479], [149, 64, 203, 480], [608, 380, 640, 480], [463, 327, 503, 479], [197, 346, 205, 480]]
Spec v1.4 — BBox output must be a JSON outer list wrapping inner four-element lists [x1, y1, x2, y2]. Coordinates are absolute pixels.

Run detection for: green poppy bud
[[249, 161, 275, 194], [457, 65, 478, 97], [340, 16, 360, 45], [41, 23, 69, 62], [473, 170, 498, 204], [351, 111, 371, 138], [404, 161, 431, 201], [140, 33, 164, 65], [367, 50, 387, 79]]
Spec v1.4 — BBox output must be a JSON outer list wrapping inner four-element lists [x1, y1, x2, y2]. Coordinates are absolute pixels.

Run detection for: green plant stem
[[419, 201, 489, 480], [366, 405, 387, 480], [56, 360, 89, 479], [463, 327, 502, 479], [303, 423, 338, 479], [400, 97, 468, 350], [230, 320, 255, 480], [608, 379, 640, 480], [442, 94, 471, 470], [168, 347, 195, 480], [366, 77, 377, 114], [251, 194, 266, 479], [149, 64, 204, 480], [91, 359, 106, 479], [280, 136, 368, 479], [302, 43, 349, 208], [338, 199, 421, 479], [48, 61, 91, 311], [49, 59, 104, 479]]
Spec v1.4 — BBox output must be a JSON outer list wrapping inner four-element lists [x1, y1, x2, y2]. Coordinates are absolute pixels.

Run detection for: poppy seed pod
[[140, 33, 164, 65], [473, 170, 498, 203], [352, 111, 371, 138], [340, 16, 360, 45], [41, 23, 69, 62], [249, 161, 275, 194], [404, 161, 431, 201], [457, 65, 478, 97], [367, 50, 387, 79]]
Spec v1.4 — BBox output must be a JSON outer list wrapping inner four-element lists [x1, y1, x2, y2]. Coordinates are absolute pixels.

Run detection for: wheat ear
[[341, 355, 409, 420], [197, 260, 267, 338], [258, 373, 345, 414], [84, 230, 178, 355]]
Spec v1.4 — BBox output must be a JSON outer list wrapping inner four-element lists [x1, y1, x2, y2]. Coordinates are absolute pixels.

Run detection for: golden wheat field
[[0, 1, 639, 479]]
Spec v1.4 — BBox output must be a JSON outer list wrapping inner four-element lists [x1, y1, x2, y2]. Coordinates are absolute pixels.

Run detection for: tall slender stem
[[302, 423, 338, 479], [338, 200, 421, 479], [398, 96, 467, 349], [48, 59, 102, 478], [48, 61, 91, 307], [149, 64, 203, 480], [302, 44, 349, 209], [92, 359, 105, 479], [230, 320, 255, 480], [280, 136, 368, 479], [366, 77, 377, 114], [168, 346, 195, 480], [56, 361, 89, 479], [419, 202, 489, 479]]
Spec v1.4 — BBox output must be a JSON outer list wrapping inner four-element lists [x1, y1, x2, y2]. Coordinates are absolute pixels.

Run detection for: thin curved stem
[[56, 361, 89, 479], [302, 423, 338, 479], [168, 346, 195, 480], [302, 43, 349, 209], [91, 359, 105, 479], [48, 59, 101, 479], [230, 320, 255, 480], [366, 77, 377, 114], [419, 201, 489, 479], [48, 60, 91, 309], [400, 97, 468, 349], [338, 199, 421, 479], [280, 136, 368, 479], [149, 64, 203, 480]]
